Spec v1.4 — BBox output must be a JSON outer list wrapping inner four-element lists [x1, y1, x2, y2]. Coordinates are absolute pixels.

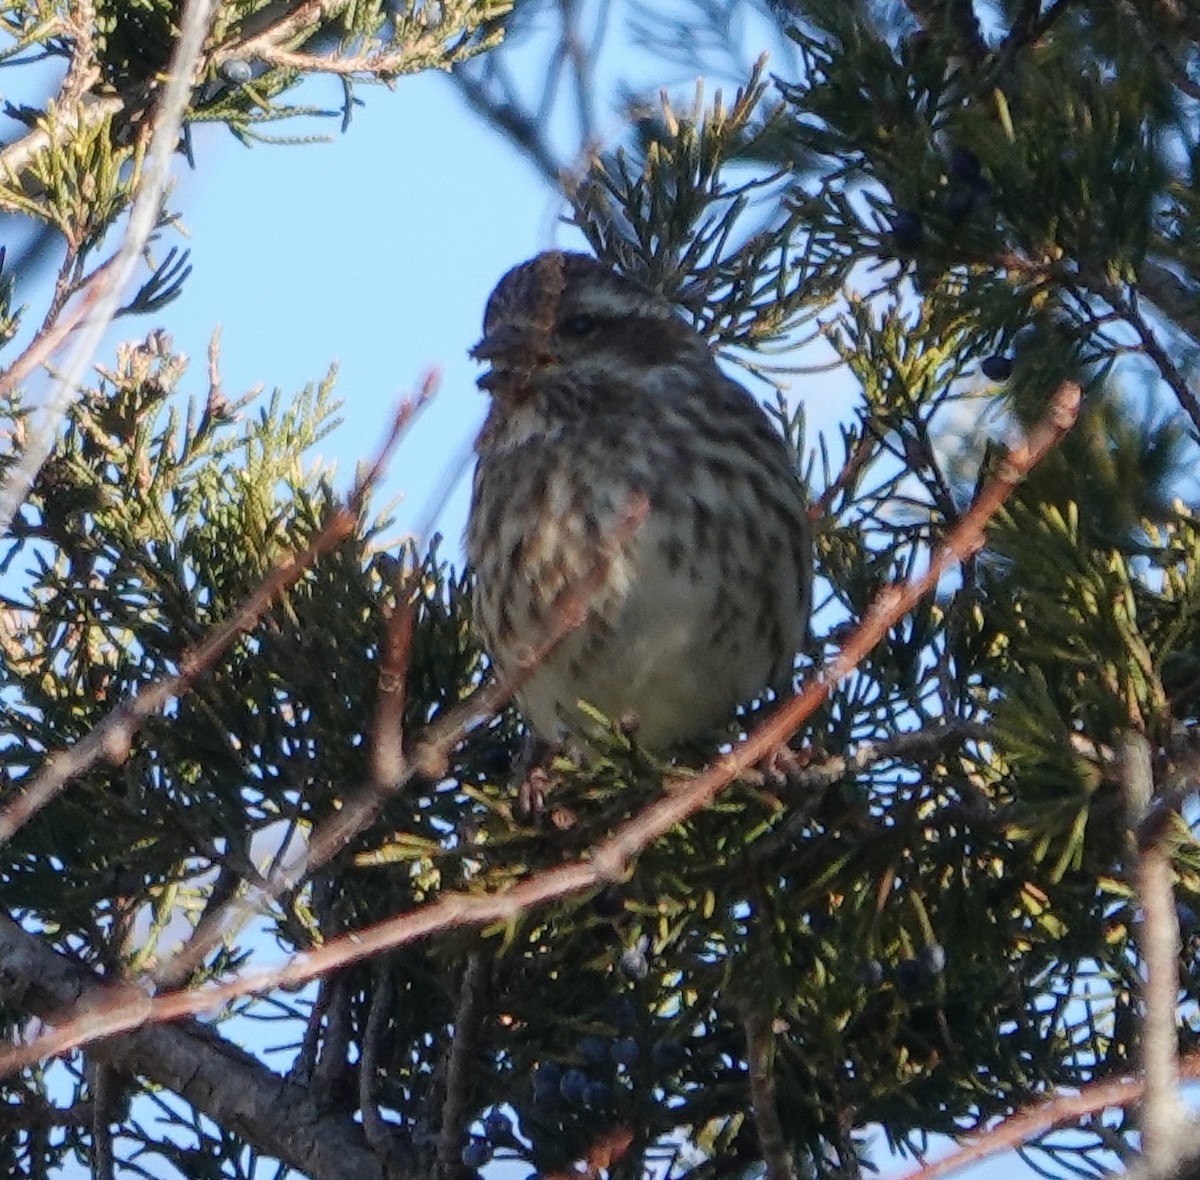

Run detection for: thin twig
[[810, 426, 878, 521], [360, 968, 395, 1152], [216, 0, 338, 62], [1123, 731, 1186, 1165], [0, 382, 1080, 1075], [370, 571, 415, 786], [435, 952, 489, 1174], [288, 974, 332, 1087], [896, 1051, 1200, 1180], [1138, 259, 1200, 349], [745, 1010, 796, 1180], [739, 721, 990, 869], [311, 974, 352, 1095], [1100, 278, 1200, 438]]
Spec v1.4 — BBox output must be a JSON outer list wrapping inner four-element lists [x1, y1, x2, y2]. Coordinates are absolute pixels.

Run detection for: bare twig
[[369, 571, 415, 786], [739, 721, 990, 869], [745, 1010, 796, 1180], [1138, 259, 1200, 348], [89, 1060, 115, 1180], [435, 952, 489, 1175], [216, 0, 339, 62], [0, 382, 1081, 1075], [288, 975, 333, 1088], [214, 0, 487, 79], [0, 388, 429, 848], [360, 968, 395, 1153], [1099, 277, 1200, 438], [311, 974, 352, 1095], [809, 426, 878, 521], [896, 1050, 1200, 1180], [1123, 731, 1186, 1165], [0, 0, 219, 536]]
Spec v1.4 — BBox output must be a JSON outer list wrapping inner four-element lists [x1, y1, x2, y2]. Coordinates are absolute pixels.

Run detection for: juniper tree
[[5, 2, 1200, 1180]]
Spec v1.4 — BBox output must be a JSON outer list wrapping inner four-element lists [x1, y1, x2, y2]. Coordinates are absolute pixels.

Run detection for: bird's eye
[[559, 314, 597, 338]]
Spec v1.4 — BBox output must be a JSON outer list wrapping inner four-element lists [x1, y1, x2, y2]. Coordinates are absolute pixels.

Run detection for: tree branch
[[1094, 274, 1200, 437], [0, 913, 393, 1180], [435, 952, 489, 1175], [898, 1051, 1200, 1180], [744, 1010, 796, 1180], [1123, 731, 1186, 1167]]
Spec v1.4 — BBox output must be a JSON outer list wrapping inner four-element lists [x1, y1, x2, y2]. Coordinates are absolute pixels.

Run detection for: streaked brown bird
[[465, 251, 811, 753]]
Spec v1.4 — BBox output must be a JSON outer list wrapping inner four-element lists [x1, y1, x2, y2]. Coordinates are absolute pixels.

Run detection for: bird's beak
[[470, 323, 529, 363], [471, 324, 556, 393]]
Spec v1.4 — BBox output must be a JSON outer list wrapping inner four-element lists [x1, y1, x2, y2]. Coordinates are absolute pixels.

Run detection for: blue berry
[[533, 1061, 562, 1110], [611, 1036, 639, 1067], [944, 188, 975, 223], [578, 1035, 608, 1067], [610, 997, 639, 1030], [889, 209, 924, 254], [219, 59, 253, 84], [981, 355, 1013, 381], [918, 942, 947, 977], [583, 1079, 614, 1109], [858, 959, 885, 988], [619, 948, 649, 980], [536, 1060, 562, 1087], [533, 1081, 559, 1111], [949, 146, 982, 184], [560, 1068, 588, 1105]]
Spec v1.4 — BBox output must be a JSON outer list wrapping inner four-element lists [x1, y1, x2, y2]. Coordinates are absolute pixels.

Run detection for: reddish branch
[[897, 1052, 1200, 1180], [0, 380, 1081, 1077]]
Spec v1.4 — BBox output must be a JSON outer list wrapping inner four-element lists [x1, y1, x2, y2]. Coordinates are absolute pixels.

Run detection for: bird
[[465, 250, 811, 755]]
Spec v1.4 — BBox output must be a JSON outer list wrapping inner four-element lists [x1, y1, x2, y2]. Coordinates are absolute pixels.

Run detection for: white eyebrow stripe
[[574, 287, 674, 320]]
